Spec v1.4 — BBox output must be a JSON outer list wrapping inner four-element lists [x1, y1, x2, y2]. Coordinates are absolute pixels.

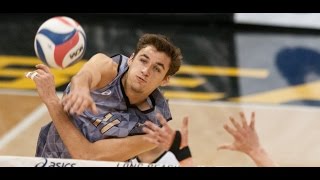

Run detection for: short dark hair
[[134, 34, 183, 76]]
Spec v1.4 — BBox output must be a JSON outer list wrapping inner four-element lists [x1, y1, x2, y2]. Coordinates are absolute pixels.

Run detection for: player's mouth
[[136, 76, 147, 83]]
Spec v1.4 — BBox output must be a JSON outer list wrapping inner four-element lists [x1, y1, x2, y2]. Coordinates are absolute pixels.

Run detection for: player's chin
[[131, 84, 145, 93]]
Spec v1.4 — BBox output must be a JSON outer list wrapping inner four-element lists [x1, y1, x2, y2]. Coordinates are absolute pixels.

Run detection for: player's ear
[[128, 53, 134, 65], [160, 75, 170, 86]]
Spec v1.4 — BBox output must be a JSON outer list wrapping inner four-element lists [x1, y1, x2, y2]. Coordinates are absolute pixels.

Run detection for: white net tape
[[0, 156, 179, 167]]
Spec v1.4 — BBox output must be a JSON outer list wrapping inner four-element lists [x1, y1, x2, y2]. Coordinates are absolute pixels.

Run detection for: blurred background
[[1, 13, 320, 166]]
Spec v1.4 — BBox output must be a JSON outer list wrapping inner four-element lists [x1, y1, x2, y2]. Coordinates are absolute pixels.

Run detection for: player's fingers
[[142, 126, 156, 136], [36, 64, 51, 73], [61, 94, 70, 106], [90, 102, 99, 115], [25, 71, 38, 80], [142, 127, 162, 143], [223, 124, 238, 138], [229, 116, 242, 131], [75, 101, 89, 115], [63, 95, 74, 113], [239, 112, 249, 128], [29, 71, 39, 80], [24, 71, 32, 79], [157, 137, 171, 150], [157, 128, 171, 139], [142, 135, 159, 145], [70, 98, 84, 115], [181, 116, 189, 133], [35, 69, 47, 76], [250, 112, 256, 129], [180, 117, 189, 147], [24, 71, 31, 78], [156, 113, 169, 127], [144, 121, 161, 132]]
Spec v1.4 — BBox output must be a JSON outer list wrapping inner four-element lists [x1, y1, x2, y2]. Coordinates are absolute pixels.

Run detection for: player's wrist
[[175, 146, 192, 162], [247, 146, 265, 158], [43, 96, 61, 106], [169, 131, 192, 162]]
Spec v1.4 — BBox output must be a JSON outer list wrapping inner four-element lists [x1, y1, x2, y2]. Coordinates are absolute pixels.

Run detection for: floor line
[[0, 104, 47, 150]]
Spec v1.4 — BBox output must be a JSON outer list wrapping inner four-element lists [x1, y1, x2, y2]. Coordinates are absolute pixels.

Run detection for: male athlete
[[29, 33, 182, 164]]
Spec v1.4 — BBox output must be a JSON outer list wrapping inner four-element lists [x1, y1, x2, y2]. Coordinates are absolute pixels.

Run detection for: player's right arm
[[49, 97, 156, 161], [31, 64, 157, 161], [61, 53, 118, 115]]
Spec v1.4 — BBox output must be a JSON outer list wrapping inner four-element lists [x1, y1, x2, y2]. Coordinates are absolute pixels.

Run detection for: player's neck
[[122, 73, 149, 106]]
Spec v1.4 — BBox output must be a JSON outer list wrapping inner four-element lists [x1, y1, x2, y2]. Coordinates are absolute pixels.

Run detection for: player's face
[[127, 45, 170, 94]]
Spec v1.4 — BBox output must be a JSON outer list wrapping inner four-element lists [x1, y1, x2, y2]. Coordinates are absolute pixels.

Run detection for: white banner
[[235, 13, 320, 29]]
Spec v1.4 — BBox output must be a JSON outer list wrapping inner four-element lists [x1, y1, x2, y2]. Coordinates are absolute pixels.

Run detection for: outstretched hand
[[218, 112, 259, 154], [218, 111, 278, 167]]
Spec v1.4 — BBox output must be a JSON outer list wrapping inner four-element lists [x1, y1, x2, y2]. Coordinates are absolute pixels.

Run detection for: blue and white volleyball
[[34, 16, 86, 69]]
